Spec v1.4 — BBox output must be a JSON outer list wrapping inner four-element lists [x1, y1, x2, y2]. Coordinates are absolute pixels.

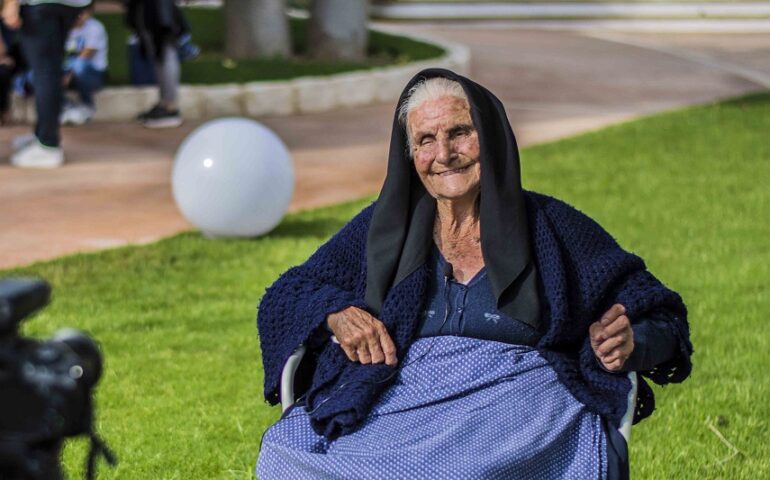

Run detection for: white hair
[[397, 77, 470, 146]]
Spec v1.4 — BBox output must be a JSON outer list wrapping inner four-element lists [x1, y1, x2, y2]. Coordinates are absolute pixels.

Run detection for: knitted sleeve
[[550, 197, 694, 382], [583, 268, 692, 423], [533, 192, 692, 423], [257, 204, 374, 405]]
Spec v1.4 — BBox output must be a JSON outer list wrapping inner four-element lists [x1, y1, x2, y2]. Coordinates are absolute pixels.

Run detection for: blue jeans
[[66, 57, 105, 107], [20, 4, 80, 147]]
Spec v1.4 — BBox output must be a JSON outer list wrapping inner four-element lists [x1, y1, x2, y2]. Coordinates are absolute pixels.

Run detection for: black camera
[[0, 278, 115, 480]]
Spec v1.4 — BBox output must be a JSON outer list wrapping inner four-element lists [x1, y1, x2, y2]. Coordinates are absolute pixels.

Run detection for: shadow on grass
[[267, 215, 348, 240], [171, 212, 351, 244], [716, 91, 770, 108]]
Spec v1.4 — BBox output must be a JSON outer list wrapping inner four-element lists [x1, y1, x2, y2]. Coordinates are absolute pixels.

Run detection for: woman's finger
[[375, 322, 398, 366], [603, 315, 631, 337], [603, 347, 623, 364], [600, 304, 626, 326], [603, 358, 624, 372], [366, 326, 385, 364], [597, 334, 627, 357], [602, 341, 634, 368], [357, 344, 372, 364]]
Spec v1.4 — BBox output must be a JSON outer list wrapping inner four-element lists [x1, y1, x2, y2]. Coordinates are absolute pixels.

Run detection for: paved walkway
[[1, 27, 768, 269]]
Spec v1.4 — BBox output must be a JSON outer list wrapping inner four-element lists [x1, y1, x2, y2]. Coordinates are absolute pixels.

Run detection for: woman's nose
[[434, 137, 453, 164]]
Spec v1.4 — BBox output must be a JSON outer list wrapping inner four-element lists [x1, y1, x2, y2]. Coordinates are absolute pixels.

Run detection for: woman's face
[[408, 96, 481, 203]]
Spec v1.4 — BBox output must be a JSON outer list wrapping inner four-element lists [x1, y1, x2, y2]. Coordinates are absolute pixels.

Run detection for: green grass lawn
[[4, 92, 769, 478], [96, 8, 444, 86]]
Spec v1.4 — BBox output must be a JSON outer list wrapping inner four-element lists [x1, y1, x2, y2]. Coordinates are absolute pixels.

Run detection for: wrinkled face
[[408, 96, 481, 202]]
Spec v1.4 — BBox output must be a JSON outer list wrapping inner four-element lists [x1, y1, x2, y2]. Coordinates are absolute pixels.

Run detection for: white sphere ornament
[[172, 118, 294, 238]]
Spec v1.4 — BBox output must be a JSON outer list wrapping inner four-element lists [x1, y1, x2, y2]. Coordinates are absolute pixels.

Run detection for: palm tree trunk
[[224, 0, 291, 59], [308, 0, 369, 61]]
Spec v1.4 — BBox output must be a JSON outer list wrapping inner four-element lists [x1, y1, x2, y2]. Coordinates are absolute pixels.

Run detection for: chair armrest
[[280, 345, 307, 413], [279, 336, 339, 413]]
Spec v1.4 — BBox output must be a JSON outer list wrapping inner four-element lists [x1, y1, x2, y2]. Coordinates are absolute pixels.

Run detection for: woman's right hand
[[327, 306, 398, 366]]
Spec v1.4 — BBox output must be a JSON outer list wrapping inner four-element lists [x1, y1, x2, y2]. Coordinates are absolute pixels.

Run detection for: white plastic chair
[[280, 344, 307, 413], [280, 343, 638, 442], [280, 336, 339, 414]]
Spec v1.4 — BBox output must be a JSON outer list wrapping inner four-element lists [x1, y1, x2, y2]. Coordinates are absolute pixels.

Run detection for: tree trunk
[[308, 0, 369, 61], [224, 0, 291, 59]]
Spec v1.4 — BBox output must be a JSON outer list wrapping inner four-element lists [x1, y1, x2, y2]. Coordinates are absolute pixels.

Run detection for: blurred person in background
[[60, 2, 107, 125], [0, 17, 26, 125], [2, 0, 90, 168], [126, 0, 188, 128]]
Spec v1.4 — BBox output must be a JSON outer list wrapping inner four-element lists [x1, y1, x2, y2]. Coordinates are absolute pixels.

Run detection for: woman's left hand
[[589, 303, 634, 372]]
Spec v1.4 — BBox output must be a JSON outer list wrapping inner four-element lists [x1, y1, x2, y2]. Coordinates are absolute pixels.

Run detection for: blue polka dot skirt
[[257, 336, 607, 479]]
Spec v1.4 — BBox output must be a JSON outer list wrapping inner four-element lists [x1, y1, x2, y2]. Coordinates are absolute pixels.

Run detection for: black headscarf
[[365, 68, 541, 329]]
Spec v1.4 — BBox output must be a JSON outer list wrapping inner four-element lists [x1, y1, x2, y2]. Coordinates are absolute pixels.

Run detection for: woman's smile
[[433, 163, 476, 176]]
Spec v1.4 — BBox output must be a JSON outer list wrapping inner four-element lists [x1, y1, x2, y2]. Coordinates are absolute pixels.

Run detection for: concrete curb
[[370, 2, 770, 20], [10, 29, 470, 124], [368, 2, 770, 32], [424, 18, 770, 33]]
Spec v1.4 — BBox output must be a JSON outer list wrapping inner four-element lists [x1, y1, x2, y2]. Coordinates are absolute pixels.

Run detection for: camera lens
[[51, 329, 103, 388]]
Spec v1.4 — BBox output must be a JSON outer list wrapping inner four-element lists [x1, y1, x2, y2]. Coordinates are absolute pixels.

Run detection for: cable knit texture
[[257, 191, 692, 440]]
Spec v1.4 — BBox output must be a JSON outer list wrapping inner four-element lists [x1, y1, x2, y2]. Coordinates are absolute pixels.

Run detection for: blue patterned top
[[418, 245, 541, 346], [418, 244, 677, 374]]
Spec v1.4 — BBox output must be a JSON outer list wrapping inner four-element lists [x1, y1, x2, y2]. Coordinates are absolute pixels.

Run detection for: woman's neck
[[434, 196, 484, 284], [435, 197, 479, 233]]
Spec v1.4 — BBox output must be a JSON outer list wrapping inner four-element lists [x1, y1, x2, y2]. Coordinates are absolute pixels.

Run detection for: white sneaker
[[60, 105, 77, 125], [79, 105, 95, 124], [11, 133, 37, 151], [11, 141, 64, 168], [60, 104, 94, 126]]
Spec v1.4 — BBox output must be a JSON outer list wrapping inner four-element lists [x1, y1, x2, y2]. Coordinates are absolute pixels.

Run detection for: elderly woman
[[256, 69, 692, 479]]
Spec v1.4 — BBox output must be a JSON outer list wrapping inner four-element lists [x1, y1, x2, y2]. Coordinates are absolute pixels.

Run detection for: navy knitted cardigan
[[257, 192, 693, 441]]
